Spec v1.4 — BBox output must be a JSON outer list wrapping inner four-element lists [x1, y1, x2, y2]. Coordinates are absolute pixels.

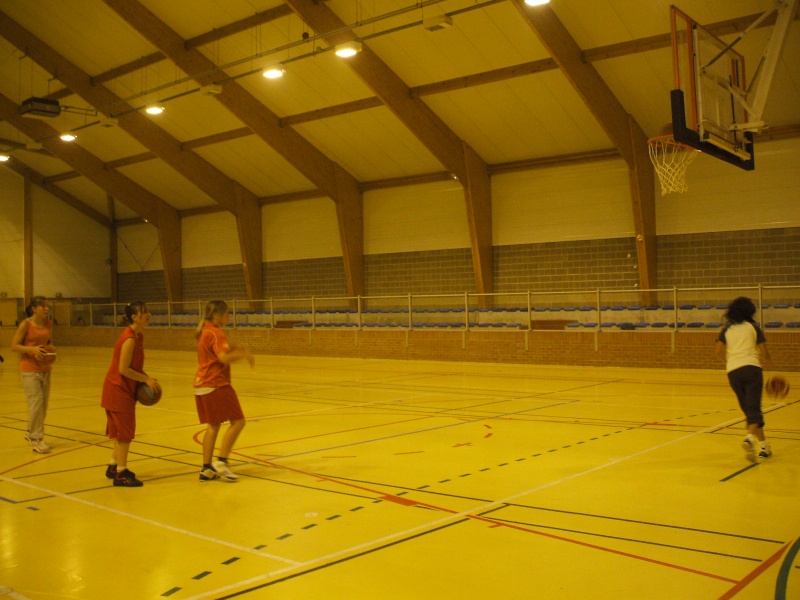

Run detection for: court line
[[0, 475, 301, 567], [716, 541, 791, 600], [185, 410, 762, 599], [774, 536, 800, 600]]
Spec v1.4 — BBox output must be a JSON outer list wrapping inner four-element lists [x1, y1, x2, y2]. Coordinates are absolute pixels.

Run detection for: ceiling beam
[[0, 92, 183, 301], [102, 0, 365, 298], [286, 0, 493, 296], [3, 159, 111, 228], [0, 10, 262, 302], [512, 1, 656, 291], [34, 8, 796, 187]]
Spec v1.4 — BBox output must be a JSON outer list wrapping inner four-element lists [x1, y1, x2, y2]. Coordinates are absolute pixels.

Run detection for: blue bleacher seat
[[583, 322, 598, 328], [651, 322, 667, 328], [687, 322, 704, 328], [787, 322, 800, 328], [697, 304, 713, 310], [567, 322, 581, 328], [765, 322, 783, 328], [580, 306, 594, 312], [679, 304, 696, 310], [706, 322, 722, 328], [774, 304, 790, 309]]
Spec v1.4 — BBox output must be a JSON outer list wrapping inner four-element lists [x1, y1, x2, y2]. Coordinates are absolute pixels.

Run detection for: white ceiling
[[0, 0, 797, 222]]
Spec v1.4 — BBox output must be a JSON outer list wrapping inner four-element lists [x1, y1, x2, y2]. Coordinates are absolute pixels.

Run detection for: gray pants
[[22, 371, 51, 441]]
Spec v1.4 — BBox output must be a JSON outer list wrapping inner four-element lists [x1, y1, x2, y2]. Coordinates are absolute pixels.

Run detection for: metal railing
[[55, 285, 800, 332]]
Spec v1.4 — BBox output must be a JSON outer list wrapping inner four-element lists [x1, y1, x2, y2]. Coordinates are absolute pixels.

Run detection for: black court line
[[720, 462, 760, 482]]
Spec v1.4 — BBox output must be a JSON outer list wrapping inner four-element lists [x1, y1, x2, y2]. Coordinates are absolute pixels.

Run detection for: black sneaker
[[199, 466, 218, 482], [105, 464, 117, 479], [113, 469, 143, 487]]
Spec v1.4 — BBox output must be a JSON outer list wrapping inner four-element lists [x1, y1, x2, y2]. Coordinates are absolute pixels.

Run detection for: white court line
[[0, 476, 300, 567], [182, 407, 774, 600]]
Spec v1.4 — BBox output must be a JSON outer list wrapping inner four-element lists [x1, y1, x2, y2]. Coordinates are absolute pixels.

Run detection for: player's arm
[[118, 338, 160, 391], [758, 342, 772, 367], [10, 321, 46, 360], [217, 342, 254, 367]]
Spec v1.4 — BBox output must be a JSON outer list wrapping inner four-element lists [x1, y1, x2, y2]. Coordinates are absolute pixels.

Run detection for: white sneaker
[[742, 437, 756, 463], [32, 439, 51, 454], [212, 460, 238, 482]]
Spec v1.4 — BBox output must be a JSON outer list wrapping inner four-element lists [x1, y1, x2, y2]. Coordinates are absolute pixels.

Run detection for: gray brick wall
[[117, 227, 800, 301], [657, 228, 800, 287]]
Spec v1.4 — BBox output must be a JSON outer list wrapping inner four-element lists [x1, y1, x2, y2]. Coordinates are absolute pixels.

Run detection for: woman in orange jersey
[[101, 301, 161, 487], [11, 296, 56, 453], [193, 300, 254, 482]]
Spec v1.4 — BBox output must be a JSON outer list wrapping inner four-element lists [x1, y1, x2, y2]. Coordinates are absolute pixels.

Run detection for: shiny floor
[[1, 348, 798, 600]]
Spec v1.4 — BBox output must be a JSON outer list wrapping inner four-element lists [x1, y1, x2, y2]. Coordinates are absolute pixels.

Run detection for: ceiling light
[[335, 41, 362, 58], [262, 64, 286, 79], [60, 132, 77, 142], [0, 154, 10, 162], [145, 104, 165, 115], [523, 0, 550, 5]]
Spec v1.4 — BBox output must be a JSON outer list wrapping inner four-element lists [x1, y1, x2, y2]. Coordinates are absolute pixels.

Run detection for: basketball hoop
[[647, 135, 700, 196]]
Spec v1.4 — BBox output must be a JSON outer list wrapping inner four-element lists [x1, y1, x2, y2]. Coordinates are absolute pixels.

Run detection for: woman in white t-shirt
[[715, 297, 773, 462]]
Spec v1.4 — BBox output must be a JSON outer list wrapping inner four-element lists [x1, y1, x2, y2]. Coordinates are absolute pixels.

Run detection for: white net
[[647, 136, 700, 195]]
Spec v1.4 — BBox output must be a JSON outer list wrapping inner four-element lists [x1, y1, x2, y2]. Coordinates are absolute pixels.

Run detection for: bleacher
[[79, 299, 800, 331]]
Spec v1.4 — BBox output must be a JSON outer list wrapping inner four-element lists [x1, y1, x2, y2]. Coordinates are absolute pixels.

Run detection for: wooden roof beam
[[3, 159, 112, 228], [103, 0, 364, 298], [513, 1, 656, 292], [286, 0, 493, 297], [0, 10, 262, 301], [0, 92, 183, 301]]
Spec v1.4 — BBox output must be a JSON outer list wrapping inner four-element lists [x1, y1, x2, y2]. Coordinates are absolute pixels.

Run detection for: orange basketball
[[765, 376, 790, 399], [37, 345, 57, 365], [135, 383, 162, 406]]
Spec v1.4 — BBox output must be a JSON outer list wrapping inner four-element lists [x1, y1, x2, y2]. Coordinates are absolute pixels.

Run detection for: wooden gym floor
[[1, 347, 798, 599]]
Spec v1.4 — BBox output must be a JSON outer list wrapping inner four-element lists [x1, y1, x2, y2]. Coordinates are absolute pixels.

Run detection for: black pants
[[727, 365, 764, 428]]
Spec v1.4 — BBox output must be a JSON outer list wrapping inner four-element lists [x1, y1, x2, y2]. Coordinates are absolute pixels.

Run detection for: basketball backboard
[[669, 6, 755, 170], [669, 0, 799, 172]]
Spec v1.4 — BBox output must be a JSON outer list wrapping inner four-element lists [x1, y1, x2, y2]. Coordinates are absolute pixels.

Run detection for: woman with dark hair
[[101, 302, 161, 487], [193, 300, 253, 482], [11, 296, 56, 453], [715, 296, 773, 462]]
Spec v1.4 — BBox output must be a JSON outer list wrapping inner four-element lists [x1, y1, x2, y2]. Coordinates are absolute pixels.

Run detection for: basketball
[[135, 383, 162, 406], [37, 345, 57, 365], [765, 376, 790, 399]]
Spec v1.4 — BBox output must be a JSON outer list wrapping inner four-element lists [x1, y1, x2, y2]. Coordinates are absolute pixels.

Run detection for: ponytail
[[195, 300, 228, 339], [122, 301, 147, 325]]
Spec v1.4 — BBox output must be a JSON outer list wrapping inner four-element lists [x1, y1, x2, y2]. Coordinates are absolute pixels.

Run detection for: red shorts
[[106, 410, 136, 443], [195, 386, 244, 425]]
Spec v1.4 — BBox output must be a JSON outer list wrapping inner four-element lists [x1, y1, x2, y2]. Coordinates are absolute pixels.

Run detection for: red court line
[[716, 541, 790, 599], [232, 449, 739, 585]]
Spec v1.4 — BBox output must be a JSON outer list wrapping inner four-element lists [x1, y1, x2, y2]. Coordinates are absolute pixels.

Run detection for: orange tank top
[[19, 319, 53, 373]]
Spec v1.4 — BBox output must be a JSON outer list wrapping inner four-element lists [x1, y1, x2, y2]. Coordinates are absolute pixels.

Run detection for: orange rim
[[646, 135, 699, 152]]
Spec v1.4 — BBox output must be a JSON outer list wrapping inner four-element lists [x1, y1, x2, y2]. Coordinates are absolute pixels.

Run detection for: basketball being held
[[36, 345, 58, 365], [135, 382, 162, 406], [765, 376, 790, 399]]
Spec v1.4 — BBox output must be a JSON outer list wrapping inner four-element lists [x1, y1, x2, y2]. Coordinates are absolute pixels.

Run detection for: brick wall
[[657, 228, 800, 287], [116, 226, 800, 301], [494, 238, 639, 292], [183, 264, 248, 300], [365, 248, 476, 295]]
